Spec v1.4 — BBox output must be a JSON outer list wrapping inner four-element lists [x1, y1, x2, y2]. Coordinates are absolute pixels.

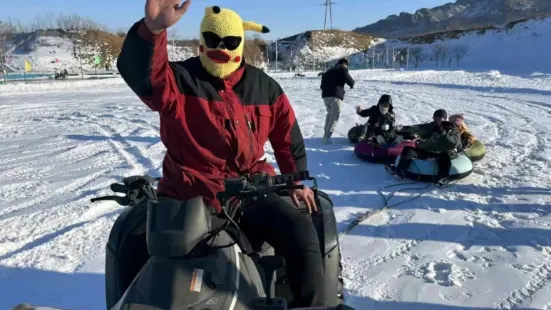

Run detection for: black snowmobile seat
[[146, 196, 214, 257], [147, 195, 266, 257]]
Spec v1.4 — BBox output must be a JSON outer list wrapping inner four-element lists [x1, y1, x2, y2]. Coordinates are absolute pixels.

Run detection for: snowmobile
[[11, 171, 352, 310], [98, 171, 350, 310]]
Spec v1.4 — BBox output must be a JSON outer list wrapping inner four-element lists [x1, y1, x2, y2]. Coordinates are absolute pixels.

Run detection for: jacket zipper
[[245, 114, 254, 156]]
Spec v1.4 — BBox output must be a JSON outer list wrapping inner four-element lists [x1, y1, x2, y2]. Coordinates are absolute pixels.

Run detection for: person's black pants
[[397, 146, 451, 180], [237, 193, 326, 308]]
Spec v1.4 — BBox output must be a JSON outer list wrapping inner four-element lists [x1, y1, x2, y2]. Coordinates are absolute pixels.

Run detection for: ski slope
[[1, 69, 551, 309]]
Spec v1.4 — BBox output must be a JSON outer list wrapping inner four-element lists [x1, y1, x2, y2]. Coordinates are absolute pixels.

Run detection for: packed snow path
[[1, 70, 550, 309]]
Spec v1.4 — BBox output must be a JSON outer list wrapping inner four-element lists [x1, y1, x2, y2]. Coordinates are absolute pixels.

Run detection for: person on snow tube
[[355, 94, 404, 146], [389, 109, 462, 185], [449, 114, 475, 148], [116, 3, 325, 308]]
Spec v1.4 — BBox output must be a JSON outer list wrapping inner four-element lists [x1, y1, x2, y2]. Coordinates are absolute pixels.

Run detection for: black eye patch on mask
[[202, 32, 242, 51]]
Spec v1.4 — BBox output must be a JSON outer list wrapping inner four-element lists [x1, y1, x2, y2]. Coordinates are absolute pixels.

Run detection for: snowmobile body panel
[[105, 191, 343, 309], [274, 191, 344, 307], [111, 232, 264, 310]]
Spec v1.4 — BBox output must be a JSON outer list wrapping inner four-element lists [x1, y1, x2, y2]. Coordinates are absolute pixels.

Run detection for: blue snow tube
[[394, 154, 474, 182]]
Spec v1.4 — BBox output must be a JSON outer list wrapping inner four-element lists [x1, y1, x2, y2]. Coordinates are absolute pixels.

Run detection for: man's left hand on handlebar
[[288, 186, 317, 213]]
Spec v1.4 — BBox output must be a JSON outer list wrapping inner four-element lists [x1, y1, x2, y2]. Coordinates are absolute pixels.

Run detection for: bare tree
[[409, 47, 426, 69], [51, 13, 105, 31], [451, 44, 469, 66], [168, 29, 179, 60], [115, 28, 127, 38], [0, 21, 13, 50], [44, 12, 57, 30], [243, 38, 266, 68], [30, 13, 47, 31], [432, 44, 448, 67], [168, 29, 179, 45], [0, 21, 14, 74], [440, 44, 449, 68], [3, 18, 26, 34]]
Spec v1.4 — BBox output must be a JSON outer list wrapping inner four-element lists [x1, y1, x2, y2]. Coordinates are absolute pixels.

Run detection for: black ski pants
[[397, 146, 451, 180], [234, 193, 326, 308]]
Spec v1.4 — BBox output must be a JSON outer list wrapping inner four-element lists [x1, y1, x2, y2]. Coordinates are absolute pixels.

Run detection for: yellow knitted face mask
[[199, 6, 269, 79]]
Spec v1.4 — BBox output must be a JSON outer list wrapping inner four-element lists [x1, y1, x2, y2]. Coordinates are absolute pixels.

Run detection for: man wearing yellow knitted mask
[[116, 0, 325, 308]]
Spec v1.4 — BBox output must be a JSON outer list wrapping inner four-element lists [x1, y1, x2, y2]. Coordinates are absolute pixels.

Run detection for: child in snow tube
[[449, 114, 486, 162], [387, 109, 464, 185], [353, 94, 403, 145]]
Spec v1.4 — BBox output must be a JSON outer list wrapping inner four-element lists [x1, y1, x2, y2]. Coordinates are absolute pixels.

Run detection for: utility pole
[[275, 39, 278, 72], [406, 47, 409, 70], [265, 44, 270, 72], [320, 0, 337, 30]]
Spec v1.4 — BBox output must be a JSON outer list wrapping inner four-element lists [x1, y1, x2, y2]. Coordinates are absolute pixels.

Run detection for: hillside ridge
[[353, 0, 551, 38]]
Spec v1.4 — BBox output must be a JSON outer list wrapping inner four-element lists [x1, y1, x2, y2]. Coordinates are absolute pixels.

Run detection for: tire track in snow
[[344, 222, 444, 271], [93, 124, 158, 177], [473, 96, 549, 184], [496, 260, 551, 309], [0, 169, 110, 223], [338, 83, 551, 307]]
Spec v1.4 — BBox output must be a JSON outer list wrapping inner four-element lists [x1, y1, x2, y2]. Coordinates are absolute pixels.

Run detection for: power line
[[320, 0, 337, 30]]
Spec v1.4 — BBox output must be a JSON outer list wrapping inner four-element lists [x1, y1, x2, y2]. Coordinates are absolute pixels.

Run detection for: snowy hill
[[2, 29, 196, 75], [354, 0, 551, 39], [267, 30, 377, 71], [342, 16, 551, 74]]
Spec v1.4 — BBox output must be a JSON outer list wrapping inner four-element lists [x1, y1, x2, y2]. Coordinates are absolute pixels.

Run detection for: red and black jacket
[[116, 20, 307, 212]]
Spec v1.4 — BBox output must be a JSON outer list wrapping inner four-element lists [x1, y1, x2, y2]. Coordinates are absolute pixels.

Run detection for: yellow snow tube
[[463, 139, 486, 162]]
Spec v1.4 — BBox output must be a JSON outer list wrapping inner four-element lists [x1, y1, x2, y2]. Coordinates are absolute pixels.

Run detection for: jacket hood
[[377, 94, 394, 112]]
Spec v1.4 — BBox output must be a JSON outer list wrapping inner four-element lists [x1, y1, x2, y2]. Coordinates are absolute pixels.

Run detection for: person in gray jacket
[[389, 109, 462, 185]]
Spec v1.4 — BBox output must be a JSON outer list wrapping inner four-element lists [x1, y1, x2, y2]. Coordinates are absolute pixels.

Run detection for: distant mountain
[[353, 0, 551, 38]]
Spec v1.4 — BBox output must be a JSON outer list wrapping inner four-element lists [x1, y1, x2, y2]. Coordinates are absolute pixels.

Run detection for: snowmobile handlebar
[[216, 171, 316, 204], [90, 171, 317, 207]]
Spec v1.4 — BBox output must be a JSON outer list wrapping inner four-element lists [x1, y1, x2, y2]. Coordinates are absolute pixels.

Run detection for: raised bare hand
[[144, 0, 192, 34]]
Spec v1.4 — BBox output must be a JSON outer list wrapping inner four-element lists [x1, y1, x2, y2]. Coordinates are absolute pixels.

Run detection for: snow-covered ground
[[1, 69, 550, 309]]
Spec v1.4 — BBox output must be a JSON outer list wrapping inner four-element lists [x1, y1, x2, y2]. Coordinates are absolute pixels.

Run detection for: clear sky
[[1, 0, 452, 40]]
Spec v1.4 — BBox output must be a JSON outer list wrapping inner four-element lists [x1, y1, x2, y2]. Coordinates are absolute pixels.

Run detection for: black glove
[[119, 175, 159, 206]]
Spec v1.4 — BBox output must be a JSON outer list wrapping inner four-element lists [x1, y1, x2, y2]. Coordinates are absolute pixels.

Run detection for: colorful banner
[[24, 59, 32, 72]]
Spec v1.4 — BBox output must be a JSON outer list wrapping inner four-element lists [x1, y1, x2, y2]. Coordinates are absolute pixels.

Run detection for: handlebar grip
[[110, 183, 127, 193], [90, 195, 130, 206]]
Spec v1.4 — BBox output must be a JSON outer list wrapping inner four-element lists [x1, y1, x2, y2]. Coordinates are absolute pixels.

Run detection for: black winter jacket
[[357, 105, 395, 137], [402, 121, 462, 154], [320, 64, 355, 100]]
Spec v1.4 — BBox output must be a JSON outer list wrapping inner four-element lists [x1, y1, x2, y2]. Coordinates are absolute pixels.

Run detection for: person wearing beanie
[[354, 94, 403, 145], [115, 1, 325, 307], [389, 109, 462, 185], [320, 58, 355, 144]]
